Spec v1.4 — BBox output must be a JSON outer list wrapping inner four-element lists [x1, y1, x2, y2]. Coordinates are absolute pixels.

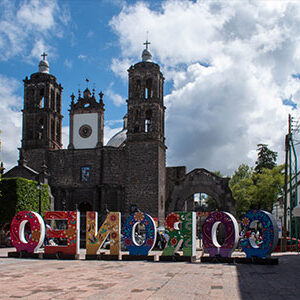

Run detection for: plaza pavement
[[0, 248, 299, 300]]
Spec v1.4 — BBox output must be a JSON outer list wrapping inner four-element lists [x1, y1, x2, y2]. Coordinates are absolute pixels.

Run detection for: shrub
[[0, 177, 50, 226]]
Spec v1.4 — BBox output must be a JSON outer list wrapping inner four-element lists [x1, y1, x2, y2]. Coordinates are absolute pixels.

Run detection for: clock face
[[79, 124, 92, 138]]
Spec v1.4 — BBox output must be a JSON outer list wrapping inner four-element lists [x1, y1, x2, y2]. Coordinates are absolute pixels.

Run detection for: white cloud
[[110, 0, 299, 175], [16, 0, 57, 31], [0, 0, 69, 61], [78, 54, 87, 60], [64, 59, 73, 69], [0, 74, 22, 171], [87, 31, 94, 38], [110, 57, 133, 81], [105, 88, 125, 107], [105, 119, 123, 127], [62, 126, 69, 149]]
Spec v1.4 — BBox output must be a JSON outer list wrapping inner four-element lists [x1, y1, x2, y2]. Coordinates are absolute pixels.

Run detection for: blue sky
[[1, 0, 300, 175]]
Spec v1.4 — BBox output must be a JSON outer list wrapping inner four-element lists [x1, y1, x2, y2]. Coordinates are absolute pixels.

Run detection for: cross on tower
[[41, 52, 48, 60], [143, 40, 151, 50]]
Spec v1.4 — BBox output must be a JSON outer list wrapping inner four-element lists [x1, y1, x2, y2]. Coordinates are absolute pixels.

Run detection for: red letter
[[44, 211, 80, 256], [10, 211, 45, 253]]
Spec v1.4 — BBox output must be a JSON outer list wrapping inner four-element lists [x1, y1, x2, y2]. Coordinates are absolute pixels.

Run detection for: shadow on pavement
[[236, 254, 300, 300]]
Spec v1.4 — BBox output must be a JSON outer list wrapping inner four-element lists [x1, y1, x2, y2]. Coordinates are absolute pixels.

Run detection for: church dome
[[142, 48, 152, 62], [106, 128, 127, 147], [39, 56, 49, 74], [106, 114, 128, 147]]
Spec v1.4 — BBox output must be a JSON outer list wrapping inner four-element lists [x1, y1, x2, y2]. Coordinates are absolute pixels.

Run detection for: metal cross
[[143, 40, 151, 50], [41, 52, 48, 60]]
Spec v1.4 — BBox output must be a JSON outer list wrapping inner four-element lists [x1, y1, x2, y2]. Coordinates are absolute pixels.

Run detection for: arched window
[[145, 109, 152, 132], [39, 88, 44, 108], [38, 118, 44, 140], [133, 109, 139, 132], [145, 79, 152, 99]]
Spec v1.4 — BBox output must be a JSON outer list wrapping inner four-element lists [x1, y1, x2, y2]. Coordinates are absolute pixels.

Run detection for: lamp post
[[37, 182, 42, 215]]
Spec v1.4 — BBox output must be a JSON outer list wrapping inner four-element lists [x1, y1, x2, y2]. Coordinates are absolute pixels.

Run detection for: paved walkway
[[0, 248, 299, 299]]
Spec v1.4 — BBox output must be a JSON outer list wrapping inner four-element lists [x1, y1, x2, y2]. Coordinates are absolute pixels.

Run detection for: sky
[[1, 0, 300, 176]]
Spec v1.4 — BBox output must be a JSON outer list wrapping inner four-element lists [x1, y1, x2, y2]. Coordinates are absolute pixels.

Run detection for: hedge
[[0, 177, 50, 226]]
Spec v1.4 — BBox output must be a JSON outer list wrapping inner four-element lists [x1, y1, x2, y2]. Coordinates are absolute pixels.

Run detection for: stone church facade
[[4, 46, 235, 224]]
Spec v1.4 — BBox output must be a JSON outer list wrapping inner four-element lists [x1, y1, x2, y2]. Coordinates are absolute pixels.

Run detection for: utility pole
[[283, 114, 299, 251], [283, 130, 289, 251]]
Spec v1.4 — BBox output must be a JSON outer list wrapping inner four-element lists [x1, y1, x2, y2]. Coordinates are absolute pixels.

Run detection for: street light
[[37, 182, 42, 215]]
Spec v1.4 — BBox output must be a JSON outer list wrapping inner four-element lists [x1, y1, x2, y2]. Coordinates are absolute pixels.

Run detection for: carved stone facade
[[4, 47, 235, 224]]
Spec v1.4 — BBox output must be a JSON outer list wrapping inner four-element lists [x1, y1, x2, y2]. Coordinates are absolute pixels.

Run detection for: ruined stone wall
[[165, 166, 186, 214]]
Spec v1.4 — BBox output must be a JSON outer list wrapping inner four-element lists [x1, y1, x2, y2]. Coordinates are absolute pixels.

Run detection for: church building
[[4, 44, 235, 224]]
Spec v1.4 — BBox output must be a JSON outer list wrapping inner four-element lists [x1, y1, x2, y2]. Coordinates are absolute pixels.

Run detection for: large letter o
[[240, 210, 278, 258], [10, 211, 45, 253], [202, 211, 239, 257], [122, 212, 157, 255]]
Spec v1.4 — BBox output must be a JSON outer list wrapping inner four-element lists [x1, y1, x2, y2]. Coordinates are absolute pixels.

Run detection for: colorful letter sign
[[86, 211, 121, 255], [8, 209, 279, 261], [44, 211, 80, 256], [202, 211, 239, 257], [162, 212, 196, 256], [240, 210, 278, 258], [10, 211, 45, 253], [122, 211, 157, 255]]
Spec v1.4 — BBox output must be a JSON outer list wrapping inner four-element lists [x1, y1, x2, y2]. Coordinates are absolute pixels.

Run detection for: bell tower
[[126, 41, 166, 224], [127, 40, 165, 143], [22, 53, 63, 150]]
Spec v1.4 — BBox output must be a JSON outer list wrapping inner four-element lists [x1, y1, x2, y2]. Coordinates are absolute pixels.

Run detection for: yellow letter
[[86, 211, 120, 255]]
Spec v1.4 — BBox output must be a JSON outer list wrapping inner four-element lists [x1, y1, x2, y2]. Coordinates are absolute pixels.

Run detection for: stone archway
[[167, 168, 236, 215], [78, 201, 93, 212]]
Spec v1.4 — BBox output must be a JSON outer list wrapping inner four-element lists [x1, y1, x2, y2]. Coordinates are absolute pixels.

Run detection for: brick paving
[[0, 248, 299, 300]]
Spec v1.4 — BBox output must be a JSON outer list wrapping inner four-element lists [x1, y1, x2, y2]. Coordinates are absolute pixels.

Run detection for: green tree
[[254, 144, 277, 173], [230, 164, 252, 187], [253, 165, 284, 212], [230, 164, 255, 218], [230, 163, 284, 218]]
